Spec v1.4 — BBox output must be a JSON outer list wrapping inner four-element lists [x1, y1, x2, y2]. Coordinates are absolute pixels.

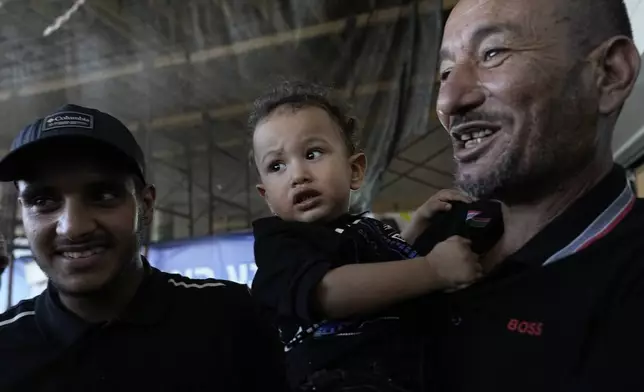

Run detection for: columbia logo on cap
[[42, 111, 94, 132]]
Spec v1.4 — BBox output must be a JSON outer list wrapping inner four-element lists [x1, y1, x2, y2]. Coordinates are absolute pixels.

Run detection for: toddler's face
[[253, 106, 365, 223]]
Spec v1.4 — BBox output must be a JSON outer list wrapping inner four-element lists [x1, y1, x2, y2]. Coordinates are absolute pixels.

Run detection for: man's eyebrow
[[18, 183, 52, 199], [85, 178, 127, 189], [439, 22, 523, 64]]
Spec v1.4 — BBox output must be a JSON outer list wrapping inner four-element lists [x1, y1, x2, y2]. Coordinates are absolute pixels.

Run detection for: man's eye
[[28, 197, 58, 211], [306, 149, 323, 160], [33, 197, 54, 207], [483, 48, 507, 62], [90, 188, 123, 204], [97, 192, 117, 202]]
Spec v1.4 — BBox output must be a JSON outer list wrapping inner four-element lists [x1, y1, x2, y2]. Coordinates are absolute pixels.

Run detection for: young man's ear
[[349, 153, 367, 191], [140, 184, 156, 225]]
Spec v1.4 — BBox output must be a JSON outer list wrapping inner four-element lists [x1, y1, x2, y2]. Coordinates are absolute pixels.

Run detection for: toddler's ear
[[256, 184, 275, 212], [256, 184, 267, 198]]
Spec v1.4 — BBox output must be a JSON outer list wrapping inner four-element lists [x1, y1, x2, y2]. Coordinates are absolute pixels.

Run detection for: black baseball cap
[[0, 104, 146, 182]]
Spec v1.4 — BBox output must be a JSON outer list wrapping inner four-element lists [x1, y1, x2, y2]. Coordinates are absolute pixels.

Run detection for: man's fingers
[[445, 283, 472, 293], [436, 189, 473, 203], [445, 235, 471, 245]]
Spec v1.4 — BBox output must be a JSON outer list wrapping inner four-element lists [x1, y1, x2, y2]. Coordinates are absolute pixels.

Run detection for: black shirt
[[424, 165, 644, 391], [252, 214, 422, 389], [0, 260, 288, 392]]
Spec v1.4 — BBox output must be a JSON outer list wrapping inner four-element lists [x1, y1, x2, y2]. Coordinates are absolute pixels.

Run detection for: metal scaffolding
[[147, 118, 256, 241]]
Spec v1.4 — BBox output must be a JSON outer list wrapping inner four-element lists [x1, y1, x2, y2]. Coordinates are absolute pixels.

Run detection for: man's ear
[[141, 184, 156, 225], [349, 153, 367, 191], [593, 36, 641, 115]]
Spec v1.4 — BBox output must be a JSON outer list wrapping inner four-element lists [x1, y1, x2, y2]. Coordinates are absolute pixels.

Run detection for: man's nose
[[56, 198, 97, 240], [436, 63, 486, 126]]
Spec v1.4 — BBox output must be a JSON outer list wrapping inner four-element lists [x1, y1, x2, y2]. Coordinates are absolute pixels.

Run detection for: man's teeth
[[62, 247, 105, 259], [464, 139, 483, 149], [460, 129, 494, 141]]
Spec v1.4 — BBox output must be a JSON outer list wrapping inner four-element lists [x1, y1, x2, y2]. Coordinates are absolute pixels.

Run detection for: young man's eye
[[89, 186, 125, 205], [33, 197, 57, 209], [95, 192, 118, 203], [23, 196, 59, 213]]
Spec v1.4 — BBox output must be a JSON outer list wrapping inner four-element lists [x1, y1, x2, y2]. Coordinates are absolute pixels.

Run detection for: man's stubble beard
[[455, 65, 595, 204], [44, 210, 146, 299]]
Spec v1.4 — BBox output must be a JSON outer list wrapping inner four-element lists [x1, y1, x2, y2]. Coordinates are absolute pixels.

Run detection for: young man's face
[[253, 105, 366, 223], [17, 156, 155, 297]]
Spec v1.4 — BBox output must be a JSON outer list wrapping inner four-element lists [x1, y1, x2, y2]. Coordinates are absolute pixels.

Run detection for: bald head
[[445, 0, 633, 57], [562, 0, 632, 56]]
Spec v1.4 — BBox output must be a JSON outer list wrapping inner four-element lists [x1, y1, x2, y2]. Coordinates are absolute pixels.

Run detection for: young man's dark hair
[[0, 104, 288, 392], [249, 80, 361, 155]]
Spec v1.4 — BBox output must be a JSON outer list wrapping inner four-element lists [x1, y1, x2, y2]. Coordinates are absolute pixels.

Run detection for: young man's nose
[[56, 198, 98, 240]]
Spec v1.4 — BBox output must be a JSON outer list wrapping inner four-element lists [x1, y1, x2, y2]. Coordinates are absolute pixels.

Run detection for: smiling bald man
[[420, 0, 644, 391]]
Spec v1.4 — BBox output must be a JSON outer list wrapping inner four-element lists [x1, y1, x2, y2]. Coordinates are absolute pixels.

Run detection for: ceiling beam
[[380, 144, 451, 191], [139, 76, 436, 132], [145, 77, 438, 161], [0, 0, 444, 101], [386, 168, 445, 190], [395, 156, 453, 179], [85, 1, 156, 51], [0, 77, 441, 157]]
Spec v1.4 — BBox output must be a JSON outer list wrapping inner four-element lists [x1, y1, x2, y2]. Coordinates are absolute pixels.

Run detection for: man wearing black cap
[[0, 104, 288, 391]]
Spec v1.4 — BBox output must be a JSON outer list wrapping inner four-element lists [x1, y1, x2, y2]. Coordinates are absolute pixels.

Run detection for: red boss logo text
[[507, 319, 543, 336]]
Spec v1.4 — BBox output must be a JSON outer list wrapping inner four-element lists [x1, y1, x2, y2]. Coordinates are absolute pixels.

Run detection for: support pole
[[208, 140, 214, 235], [185, 141, 194, 237], [245, 141, 252, 229], [204, 118, 215, 236]]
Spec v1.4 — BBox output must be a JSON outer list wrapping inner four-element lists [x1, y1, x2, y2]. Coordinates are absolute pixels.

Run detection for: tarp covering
[[0, 0, 444, 237]]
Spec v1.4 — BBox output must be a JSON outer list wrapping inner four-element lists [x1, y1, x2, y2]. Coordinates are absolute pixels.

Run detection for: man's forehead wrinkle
[[446, 0, 568, 46]]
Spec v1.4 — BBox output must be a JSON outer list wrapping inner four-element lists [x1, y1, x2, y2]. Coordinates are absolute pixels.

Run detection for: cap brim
[[0, 135, 143, 182]]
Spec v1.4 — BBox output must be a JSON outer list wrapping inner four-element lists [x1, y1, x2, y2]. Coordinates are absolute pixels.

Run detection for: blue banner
[[147, 233, 257, 285], [0, 259, 29, 311]]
